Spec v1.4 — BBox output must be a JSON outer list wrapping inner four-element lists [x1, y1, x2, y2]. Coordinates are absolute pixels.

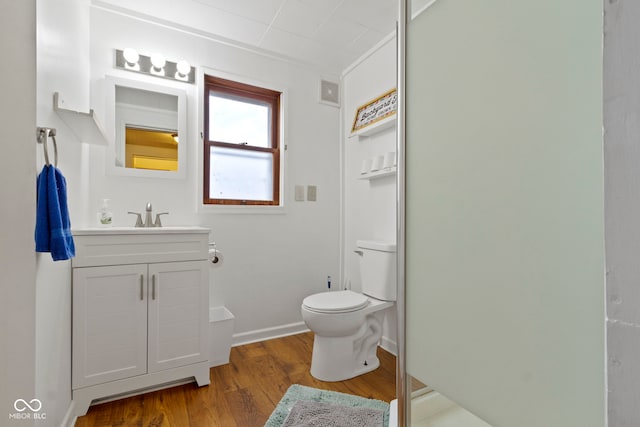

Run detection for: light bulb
[[123, 48, 139, 65], [175, 60, 191, 81], [122, 48, 140, 70], [176, 60, 190, 76], [150, 53, 166, 73]]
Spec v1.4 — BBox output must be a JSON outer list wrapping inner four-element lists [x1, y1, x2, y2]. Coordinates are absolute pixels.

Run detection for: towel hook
[[36, 127, 58, 167]]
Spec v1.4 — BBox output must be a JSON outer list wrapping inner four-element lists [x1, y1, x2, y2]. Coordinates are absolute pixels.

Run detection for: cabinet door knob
[[152, 275, 156, 300], [140, 275, 144, 300]]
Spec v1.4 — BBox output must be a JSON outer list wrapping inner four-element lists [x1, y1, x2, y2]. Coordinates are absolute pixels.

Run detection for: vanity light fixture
[[115, 48, 195, 84]]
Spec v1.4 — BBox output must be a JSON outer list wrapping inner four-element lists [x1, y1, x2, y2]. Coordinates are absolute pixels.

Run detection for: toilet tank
[[356, 240, 397, 301]]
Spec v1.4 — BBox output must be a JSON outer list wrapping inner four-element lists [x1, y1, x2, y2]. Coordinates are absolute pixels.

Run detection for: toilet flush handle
[[354, 250, 363, 256]]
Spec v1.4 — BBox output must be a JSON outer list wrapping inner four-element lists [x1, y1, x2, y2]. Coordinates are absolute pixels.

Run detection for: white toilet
[[301, 240, 396, 381]]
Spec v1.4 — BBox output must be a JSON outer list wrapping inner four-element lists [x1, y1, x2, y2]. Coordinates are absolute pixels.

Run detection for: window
[[204, 75, 281, 205]]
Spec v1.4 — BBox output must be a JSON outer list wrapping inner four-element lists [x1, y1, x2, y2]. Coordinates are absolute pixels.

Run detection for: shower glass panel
[[401, 0, 604, 426]]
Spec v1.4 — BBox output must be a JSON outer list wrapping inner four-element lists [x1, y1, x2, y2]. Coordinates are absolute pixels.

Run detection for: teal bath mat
[[264, 384, 390, 427]]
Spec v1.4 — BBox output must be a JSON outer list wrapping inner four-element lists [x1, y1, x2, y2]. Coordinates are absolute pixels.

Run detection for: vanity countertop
[[72, 226, 210, 236]]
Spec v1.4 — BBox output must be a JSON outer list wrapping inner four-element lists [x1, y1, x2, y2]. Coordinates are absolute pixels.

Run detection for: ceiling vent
[[319, 79, 340, 107]]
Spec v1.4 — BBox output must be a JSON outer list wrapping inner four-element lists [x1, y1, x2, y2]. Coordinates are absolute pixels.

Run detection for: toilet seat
[[303, 290, 369, 314]]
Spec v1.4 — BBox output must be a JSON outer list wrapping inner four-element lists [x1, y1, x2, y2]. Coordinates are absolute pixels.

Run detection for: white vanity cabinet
[[71, 227, 211, 417]]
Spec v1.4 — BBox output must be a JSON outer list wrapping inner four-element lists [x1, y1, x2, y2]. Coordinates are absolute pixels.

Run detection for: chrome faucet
[[128, 203, 169, 227], [144, 202, 153, 227]]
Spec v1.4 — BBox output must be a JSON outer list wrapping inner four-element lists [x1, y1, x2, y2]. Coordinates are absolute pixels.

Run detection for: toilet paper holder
[[208, 242, 220, 264]]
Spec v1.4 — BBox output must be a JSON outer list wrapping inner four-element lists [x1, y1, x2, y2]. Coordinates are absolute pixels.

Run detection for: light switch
[[307, 185, 317, 201], [295, 185, 305, 201]]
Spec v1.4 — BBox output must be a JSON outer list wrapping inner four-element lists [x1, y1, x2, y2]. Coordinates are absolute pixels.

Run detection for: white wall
[[0, 1, 37, 425], [35, 0, 92, 425], [342, 35, 397, 352], [86, 7, 341, 343], [604, 1, 640, 424]]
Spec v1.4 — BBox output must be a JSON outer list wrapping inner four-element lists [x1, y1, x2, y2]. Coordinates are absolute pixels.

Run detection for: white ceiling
[[94, 0, 398, 73]]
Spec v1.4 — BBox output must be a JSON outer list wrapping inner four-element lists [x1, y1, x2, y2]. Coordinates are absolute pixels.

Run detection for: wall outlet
[[295, 185, 305, 201], [307, 185, 317, 201]]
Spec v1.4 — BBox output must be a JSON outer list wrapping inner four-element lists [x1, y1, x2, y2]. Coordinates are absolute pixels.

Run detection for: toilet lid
[[303, 290, 369, 314]]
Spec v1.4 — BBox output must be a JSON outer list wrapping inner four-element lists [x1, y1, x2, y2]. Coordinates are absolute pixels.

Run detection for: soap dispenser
[[97, 198, 113, 226]]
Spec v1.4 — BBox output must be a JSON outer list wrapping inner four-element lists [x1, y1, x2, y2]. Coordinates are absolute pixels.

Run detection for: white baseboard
[[61, 401, 76, 427], [231, 323, 398, 357], [232, 321, 309, 347], [380, 335, 398, 356]]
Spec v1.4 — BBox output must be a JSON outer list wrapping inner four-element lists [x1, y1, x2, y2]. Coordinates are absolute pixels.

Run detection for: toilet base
[[309, 310, 386, 382], [310, 335, 381, 382]]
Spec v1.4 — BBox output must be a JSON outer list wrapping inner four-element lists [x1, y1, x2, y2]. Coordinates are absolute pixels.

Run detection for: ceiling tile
[[259, 26, 316, 59], [346, 28, 389, 56], [334, 0, 397, 32], [259, 26, 343, 71], [270, 0, 326, 38], [314, 17, 368, 49], [192, 0, 286, 24], [172, 5, 269, 46]]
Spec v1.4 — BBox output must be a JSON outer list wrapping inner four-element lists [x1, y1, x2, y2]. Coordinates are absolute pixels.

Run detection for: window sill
[[198, 204, 286, 215]]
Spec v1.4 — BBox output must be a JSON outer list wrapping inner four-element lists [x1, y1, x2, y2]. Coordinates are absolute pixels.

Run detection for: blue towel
[[35, 165, 75, 261]]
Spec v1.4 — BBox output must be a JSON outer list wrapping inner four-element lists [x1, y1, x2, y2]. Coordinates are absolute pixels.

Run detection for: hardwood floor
[[74, 332, 397, 426]]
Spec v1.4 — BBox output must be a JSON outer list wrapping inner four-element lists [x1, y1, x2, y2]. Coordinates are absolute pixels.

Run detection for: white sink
[[72, 226, 209, 235]]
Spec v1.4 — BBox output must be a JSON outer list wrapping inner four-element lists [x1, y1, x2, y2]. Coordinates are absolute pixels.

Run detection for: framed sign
[[351, 88, 397, 133]]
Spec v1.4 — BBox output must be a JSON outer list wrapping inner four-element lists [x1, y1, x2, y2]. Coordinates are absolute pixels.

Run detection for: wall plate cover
[[307, 185, 317, 201]]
